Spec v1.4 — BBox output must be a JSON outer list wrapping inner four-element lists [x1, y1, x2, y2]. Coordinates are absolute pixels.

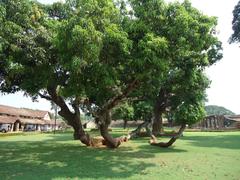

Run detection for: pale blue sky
[[0, 0, 240, 114]]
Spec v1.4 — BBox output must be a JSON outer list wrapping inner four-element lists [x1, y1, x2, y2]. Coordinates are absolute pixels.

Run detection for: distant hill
[[205, 105, 235, 116]]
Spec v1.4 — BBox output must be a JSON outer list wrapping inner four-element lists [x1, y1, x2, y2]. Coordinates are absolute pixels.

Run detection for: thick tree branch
[[47, 85, 73, 116], [98, 79, 139, 115], [150, 124, 186, 148], [38, 92, 52, 101]]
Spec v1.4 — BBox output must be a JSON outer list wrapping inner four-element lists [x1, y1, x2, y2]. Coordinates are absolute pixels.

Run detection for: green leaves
[[133, 101, 153, 121], [113, 102, 134, 121], [138, 33, 168, 65], [0, 0, 222, 127], [103, 24, 131, 57], [173, 102, 206, 125]]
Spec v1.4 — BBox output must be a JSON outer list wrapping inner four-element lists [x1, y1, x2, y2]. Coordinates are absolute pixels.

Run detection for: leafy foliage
[[0, 0, 222, 142], [133, 101, 153, 121], [124, 0, 222, 125], [112, 102, 134, 121]]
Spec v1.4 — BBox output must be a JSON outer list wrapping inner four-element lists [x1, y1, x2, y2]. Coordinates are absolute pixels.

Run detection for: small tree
[[133, 101, 153, 122], [112, 102, 134, 129], [151, 69, 209, 147]]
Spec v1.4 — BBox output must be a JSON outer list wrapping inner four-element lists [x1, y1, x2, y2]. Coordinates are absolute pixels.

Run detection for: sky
[[0, 0, 240, 113], [189, 0, 240, 114]]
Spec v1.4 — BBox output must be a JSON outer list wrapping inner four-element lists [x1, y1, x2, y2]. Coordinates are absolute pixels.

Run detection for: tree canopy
[[0, 0, 222, 148]]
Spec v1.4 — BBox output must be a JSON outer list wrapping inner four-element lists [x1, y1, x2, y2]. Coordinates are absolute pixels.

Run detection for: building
[[192, 115, 240, 130], [0, 104, 64, 132], [224, 115, 240, 129]]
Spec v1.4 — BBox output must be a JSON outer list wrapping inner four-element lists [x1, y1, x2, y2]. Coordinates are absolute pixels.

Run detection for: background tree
[[230, 1, 240, 43], [126, 100, 154, 139], [132, 101, 153, 122], [150, 69, 209, 147], [112, 102, 134, 129]]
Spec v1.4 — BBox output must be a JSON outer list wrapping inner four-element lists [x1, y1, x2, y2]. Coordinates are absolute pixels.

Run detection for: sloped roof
[[0, 116, 46, 124], [224, 115, 240, 122], [0, 116, 64, 125], [0, 104, 67, 126], [0, 116, 17, 124], [19, 118, 46, 125], [0, 104, 49, 119]]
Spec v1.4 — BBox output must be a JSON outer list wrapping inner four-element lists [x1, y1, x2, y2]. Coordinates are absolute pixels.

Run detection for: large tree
[[0, 0, 123, 146], [125, 0, 222, 137], [0, 0, 168, 148], [0, 0, 222, 148]]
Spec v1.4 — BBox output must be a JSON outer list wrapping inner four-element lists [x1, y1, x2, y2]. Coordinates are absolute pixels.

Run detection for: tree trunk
[[47, 86, 91, 146], [150, 124, 186, 148], [59, 109, 91, 146], [89, 79, 139, 148], [152, 110, 164, 136], [152, 89, 167, 136], [72, 116, 91, 146], [99, 123, 121, 148], [123, 120, 127, 129], [98, 110, 122, 148], [58, 108, 81, 140]]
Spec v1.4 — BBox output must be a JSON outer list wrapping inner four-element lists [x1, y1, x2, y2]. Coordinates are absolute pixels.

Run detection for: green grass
[[0, 130, 240, 180]]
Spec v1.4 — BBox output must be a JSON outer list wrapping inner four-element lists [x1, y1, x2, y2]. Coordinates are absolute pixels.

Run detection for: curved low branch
[[127, 120, 155, 140], [150, 124, 186, 148]]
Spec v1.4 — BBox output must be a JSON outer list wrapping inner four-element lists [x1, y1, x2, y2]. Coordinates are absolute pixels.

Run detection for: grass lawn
[[0, 130, 239, 180]]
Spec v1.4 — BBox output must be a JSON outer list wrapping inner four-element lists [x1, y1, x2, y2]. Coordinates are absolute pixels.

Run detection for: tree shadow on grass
[[181, 134, 240, 150], [0, 134, 157, 180]]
